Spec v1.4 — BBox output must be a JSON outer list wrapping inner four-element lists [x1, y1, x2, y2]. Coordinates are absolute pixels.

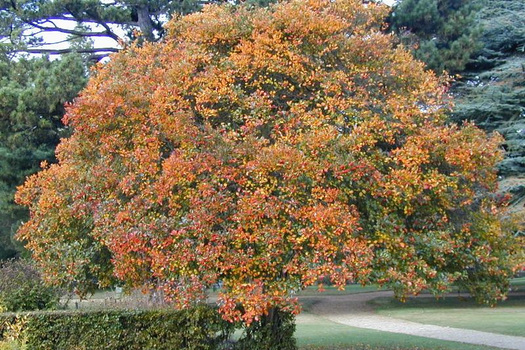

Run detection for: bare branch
[[36, 38, 76, 46]]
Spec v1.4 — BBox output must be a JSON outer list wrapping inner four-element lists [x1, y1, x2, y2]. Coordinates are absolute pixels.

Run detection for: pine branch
[[15, 47, 119, 55]]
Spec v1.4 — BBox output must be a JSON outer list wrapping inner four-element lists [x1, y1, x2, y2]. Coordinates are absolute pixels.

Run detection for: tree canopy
[[16, 0, 520, 323]]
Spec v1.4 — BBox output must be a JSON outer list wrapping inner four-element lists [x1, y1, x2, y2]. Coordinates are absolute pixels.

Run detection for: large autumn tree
[[16, 0, 520, 323]]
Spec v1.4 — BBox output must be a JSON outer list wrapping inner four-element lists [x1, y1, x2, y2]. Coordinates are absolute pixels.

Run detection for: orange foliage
[[16, 0, 518, 323]]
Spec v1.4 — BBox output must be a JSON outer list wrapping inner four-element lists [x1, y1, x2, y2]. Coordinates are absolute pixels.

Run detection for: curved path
[[299, 291, 525, 350]]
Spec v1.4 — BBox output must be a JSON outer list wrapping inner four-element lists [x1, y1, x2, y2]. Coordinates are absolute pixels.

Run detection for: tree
[[16, 0, 520, 324], [450, 0, 525, 256], [452, 0, 525, 176], [389, 0, 482, 73], [0, 0, 275, 60], [0, 53, 88, 259]]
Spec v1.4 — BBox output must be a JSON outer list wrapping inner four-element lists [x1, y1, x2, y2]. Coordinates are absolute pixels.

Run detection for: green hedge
[[0, 305, 233, 350], [0, 306, 297, 349]]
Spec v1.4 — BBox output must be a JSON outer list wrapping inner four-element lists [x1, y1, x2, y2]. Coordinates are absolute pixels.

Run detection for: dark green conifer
[[389, 0, 482, 73]]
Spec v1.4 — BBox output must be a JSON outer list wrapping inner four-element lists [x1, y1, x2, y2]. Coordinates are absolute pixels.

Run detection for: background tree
[[390, 0, 524, 253], [16, 0, 520, 323], [452, 0, 525, 176], [389, 0, 482, 73], [0, 53, 88, 259], [451, 0, 525, 254]]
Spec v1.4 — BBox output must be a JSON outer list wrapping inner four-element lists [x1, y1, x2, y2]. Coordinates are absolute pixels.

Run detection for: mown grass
[[368, 279, 525, 337], [298, 277, 525, 297], [297, 277, 525, 348], [295, 313, 499, 350]]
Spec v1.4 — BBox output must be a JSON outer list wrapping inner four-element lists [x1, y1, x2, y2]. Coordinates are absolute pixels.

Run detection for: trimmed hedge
[[0, 305, 234, 350], [0, 306, 298, 349]]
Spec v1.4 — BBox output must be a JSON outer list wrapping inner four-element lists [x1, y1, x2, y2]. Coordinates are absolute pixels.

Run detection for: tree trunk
[[136, 5, 155, 42]]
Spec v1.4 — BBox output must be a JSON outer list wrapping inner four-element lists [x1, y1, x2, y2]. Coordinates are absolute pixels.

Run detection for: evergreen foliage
[[452, 0, 525, 175], [389, 0, 482, 73], [0, 0, 277, 59], [0, 54, 88, 259], [0, 306, 296, 349], [0, 306, 234, 350]]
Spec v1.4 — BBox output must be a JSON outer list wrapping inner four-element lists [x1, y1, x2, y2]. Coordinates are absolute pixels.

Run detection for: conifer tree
[[0, 54, 88, 259], [389, 0, 482, 73]]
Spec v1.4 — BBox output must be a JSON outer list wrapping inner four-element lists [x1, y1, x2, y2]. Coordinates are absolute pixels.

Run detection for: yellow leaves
[[393, 140, 430, 169], [311, 187, 340, 203], [168, 4, 250, 49], [273, 0, 347, 43]]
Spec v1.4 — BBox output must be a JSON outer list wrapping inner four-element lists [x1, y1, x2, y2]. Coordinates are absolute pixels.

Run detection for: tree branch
[[42, 15, 137, 26], [16, 47, 119, 55], [23, 20, 121, 41]]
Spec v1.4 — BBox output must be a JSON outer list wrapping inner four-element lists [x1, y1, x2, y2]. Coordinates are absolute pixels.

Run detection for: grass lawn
[[297, 277, 525, 297], [295, 312, 500, 350], [368, 279, 525, 337]]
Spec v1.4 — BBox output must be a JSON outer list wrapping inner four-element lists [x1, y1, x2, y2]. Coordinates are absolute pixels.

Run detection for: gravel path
[[300, 291, 525, 350]]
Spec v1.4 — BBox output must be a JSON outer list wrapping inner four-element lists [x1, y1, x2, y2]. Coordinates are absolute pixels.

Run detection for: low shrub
[[0, 260, 58, 312]]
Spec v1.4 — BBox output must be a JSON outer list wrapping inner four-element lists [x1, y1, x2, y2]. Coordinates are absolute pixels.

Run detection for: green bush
[[0, 306, 298, 349], [0, 260, 58, 312], [0, 306, 234, 350]]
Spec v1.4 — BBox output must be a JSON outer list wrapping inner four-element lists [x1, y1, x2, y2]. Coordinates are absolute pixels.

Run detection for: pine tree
[[389, 0, 482, 73], [0, 54, 88, 259]]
